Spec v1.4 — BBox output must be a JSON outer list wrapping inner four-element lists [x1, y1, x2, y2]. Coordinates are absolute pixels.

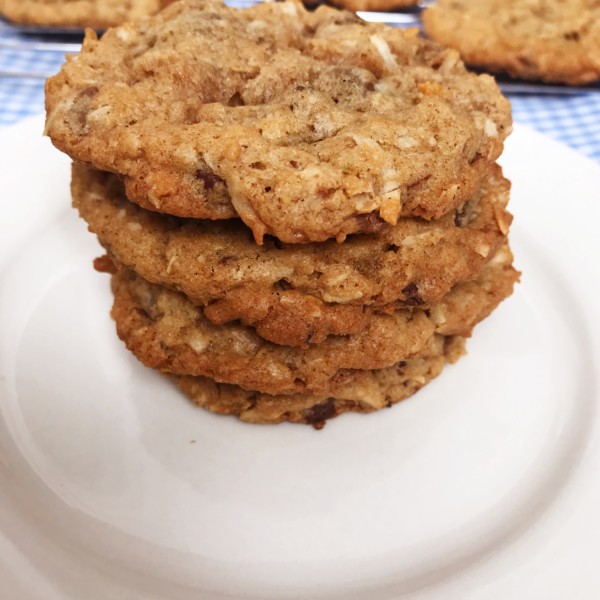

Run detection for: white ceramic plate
[[1, 117, 599, 600]]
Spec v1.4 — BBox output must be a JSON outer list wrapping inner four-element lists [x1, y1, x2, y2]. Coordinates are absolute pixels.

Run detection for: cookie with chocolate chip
[[0, 0, 174, 29], [47, 0, 511, 243], [73, 162, 512, 347], [109, 244, 518, 395], [171, 335, 467, 428], [422, 0, 600, 85]]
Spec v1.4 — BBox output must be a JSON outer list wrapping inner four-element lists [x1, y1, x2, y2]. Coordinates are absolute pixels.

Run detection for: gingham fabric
[[1, 14, 599, 162], [510, 94, 600, 161]]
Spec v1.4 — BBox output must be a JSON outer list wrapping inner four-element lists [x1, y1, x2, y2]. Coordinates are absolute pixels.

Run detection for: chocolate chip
[[329, 370, 354, 387], [275, 278, 292, 290], [563, 31, 580, 41], [305, 398, 336, 426], [468, 152, 483, 166], [385, 243, 400, 253], [317, 187, 335, 199], [401, 283, 424, 306], [304, 326, 315, 345], [218, 255, 236, 265], [135, 307, 152, 321], [195, 170, 224, 190], [355, 212, 387, 234], [227, 92, 244, 106], [81, 85, 100, 98]]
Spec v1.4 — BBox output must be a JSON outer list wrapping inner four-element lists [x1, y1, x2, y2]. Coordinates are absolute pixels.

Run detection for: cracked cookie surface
[[423, 0, 600, 85], [47, 0, 511, 243], [73, 162, 512, 347]]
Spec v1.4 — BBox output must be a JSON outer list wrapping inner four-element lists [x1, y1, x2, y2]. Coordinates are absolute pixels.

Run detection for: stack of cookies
[[45, 0, 518, 427]]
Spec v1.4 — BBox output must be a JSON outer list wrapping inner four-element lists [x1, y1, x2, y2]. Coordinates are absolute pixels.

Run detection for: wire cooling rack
[[1, 0, 598, 91]]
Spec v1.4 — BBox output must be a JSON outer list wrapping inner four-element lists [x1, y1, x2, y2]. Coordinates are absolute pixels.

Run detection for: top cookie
[[46, 0, 511, 243], [0, 0, 173, 29], [422, 0, 600, 85]]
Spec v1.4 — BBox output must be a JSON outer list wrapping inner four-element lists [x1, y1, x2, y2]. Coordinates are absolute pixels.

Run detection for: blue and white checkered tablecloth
[[1, 15, 600, 162]]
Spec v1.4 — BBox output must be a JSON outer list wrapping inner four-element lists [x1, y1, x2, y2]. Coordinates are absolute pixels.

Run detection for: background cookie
[[73, 162, 512, 347], [422, 0, 600, 85], [109, 245, 518, 395], [47, 0, 512, 243], [0, 0, 174, 29]]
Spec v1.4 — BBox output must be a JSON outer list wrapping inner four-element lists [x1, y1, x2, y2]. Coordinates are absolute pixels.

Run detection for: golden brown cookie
[[109, 245, 518, 395], [72, 162, 512, 347], [422, 0, 600, 85], [171, 335, 467, 427], [47, 0, 512, 243], [0, 0, 174, 29]]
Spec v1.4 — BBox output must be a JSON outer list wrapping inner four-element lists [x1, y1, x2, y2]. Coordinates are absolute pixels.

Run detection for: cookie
[[0, 0, 173, 29], [172, 335, 467, 427], [422, 0, 600, 85], [109, 244, 518, 395], [72, 162, 512, 347], [328, 0, 419, 13], [47, 0, 512, 243]]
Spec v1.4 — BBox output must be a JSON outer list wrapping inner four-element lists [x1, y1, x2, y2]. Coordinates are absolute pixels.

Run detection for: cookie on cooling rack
[[0, 0, 174, 29], [422, 0, 600, 85]]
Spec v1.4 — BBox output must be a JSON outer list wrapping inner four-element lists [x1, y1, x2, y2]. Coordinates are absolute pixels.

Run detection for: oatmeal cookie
[[73, 162, 512, 347], [0, 0, 173, 29], [109, 245, 518, 395], [422, 0, 600, 85], [172, 335, 467, 427], [47, 0, 511, 243]]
